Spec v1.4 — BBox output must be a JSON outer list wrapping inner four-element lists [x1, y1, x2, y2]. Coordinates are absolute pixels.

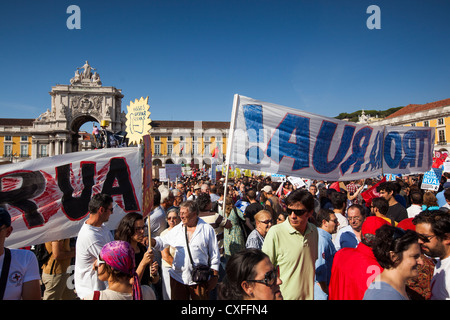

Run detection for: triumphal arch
[[31, 61, 126, 158]]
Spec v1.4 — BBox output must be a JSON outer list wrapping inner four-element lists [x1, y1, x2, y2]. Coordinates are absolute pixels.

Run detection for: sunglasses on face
[[286, 208, 308, 216], [417, 233, 436, 243], [246, 266, 279, 287]]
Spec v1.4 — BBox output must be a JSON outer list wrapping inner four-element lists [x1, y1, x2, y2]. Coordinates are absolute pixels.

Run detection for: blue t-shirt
[[363, 281, 408, 300]]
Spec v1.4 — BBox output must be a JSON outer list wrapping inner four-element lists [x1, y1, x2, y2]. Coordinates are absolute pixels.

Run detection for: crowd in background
[[1, 169, 450, 300]]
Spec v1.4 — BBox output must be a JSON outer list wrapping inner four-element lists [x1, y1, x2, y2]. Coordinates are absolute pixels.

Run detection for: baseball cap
[[261, 185, 273, 193], [361, 216, 389, 243], [397, 217, 415, 231], [0, 207, 11, 227]]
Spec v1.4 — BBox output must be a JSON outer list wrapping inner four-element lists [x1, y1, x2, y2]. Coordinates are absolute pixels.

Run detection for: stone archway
[[31, 61, 126, 158]]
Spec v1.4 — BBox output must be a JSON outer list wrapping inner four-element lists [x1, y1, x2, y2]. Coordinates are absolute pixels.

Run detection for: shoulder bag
[[185, 226, 212, 283]]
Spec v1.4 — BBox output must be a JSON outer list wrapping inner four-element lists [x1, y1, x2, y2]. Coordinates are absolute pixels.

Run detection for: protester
[[221, 197, 246, 260], [41, 238, 77, 300], [0, 207, 41, 300], [276, 211, 288, 224], [413, 210, 450, 300], [397, 218, 436, 300], [83, 240, 156, 300], [160, 208, 181, 300], [407, 192, 424, 218], [441, 188, 450, 210], [218, 248, 283, 300], [114, 212, 159, 287], [74, 193, 115, 299], [330, 191, 349, 239], [150, 201, 220, 300], [246, 210, 273, 250], [422, 191, 439, 211], [333, 204, 366, 250], [371, 197, 398, 226], [329, 216, 390, 300], [314, 209, 338, 300], [363, 225, 421, 300], [243, 189, 264, 236], [376, 181, 408, 222], [262, 189, 318, 300]]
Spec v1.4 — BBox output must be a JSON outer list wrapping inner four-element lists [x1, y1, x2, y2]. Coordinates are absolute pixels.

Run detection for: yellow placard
[[125, 96, 152, 145]]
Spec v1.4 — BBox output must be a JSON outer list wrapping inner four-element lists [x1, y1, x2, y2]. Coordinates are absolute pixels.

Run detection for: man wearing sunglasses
[[413, 210, 450, 300], [262, 189, 318, 300]]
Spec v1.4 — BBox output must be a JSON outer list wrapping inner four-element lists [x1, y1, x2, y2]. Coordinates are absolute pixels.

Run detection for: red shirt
[[329, 242, 383, 300]]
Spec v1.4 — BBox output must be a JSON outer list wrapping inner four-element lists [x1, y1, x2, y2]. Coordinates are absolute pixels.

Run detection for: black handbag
[[185, 226, 211, 283]]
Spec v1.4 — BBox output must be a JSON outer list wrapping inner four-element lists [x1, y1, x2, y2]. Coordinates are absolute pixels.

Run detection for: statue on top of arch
[[70, 60, 102, 86]]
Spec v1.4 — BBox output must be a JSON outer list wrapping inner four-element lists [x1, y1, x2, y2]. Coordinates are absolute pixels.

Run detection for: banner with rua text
[[0, 148, 142, 249]]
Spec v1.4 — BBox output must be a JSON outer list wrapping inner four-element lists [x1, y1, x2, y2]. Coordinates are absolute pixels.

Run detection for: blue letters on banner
[[266, 113, 310, 171]]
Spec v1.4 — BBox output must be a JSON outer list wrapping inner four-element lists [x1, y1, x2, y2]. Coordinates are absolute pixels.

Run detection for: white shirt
[[332, 212, 348, 241], [333, 225, 359, 251], [431, 256, 450, 300], [83, 285, 156, 300], [0, 248, 40, 300], [74, 222, 113, 299], [153, 218, 220, 286], [407, 204, 423, 218]]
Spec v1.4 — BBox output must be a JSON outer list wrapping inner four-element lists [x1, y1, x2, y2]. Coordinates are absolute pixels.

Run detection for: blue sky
[[1, 0, 450, 128]]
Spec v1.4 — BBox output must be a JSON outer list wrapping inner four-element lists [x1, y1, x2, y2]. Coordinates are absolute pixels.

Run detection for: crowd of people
[[1, 171, 450, 300]]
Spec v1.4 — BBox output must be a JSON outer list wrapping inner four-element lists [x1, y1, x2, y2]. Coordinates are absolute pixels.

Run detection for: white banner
[[228, 95, 435, 181], [0, 148, 142, 248]]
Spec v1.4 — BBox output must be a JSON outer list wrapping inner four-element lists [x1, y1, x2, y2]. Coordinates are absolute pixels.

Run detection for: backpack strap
[[0, 248, 12, 300]]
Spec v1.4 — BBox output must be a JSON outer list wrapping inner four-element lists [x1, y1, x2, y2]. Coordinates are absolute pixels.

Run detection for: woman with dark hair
[[363, 225, 423, 300], [218, 249, 283, 300], [115, 212, 159, 286]]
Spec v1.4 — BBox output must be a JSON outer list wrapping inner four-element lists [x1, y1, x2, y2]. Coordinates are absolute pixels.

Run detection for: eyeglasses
[[259, 219, 273, 225], [348, 216, 362, 222], [134, 226, 147, 233], [95, 256, 105, 270], [246, 266, 279, 287], [286, 208, 308, 216], [417, 233, 436, 243]]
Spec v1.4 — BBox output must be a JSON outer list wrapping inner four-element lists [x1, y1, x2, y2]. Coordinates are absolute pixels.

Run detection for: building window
[[192, 135, 197, 142], [4, 145, 12, 157], [192, 144, 198, 155], [154, 144, 160, 155], [39, 145, 48, 157], [154, 136, 160, 141], [424, 120, 429, 127], [4, 136, 12, 142], [20, 144, 28, 157], [167, 135, 172, 142], [410, 123, 416, 127], [204, 144, 209, 156], [438, 129, 446, 143], [438, 118, 445, 125], [21, 136, 28, 142], [168, 144, 173, 155]]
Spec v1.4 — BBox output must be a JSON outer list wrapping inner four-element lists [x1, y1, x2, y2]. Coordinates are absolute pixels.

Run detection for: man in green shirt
[[262, 189, 318, 300]]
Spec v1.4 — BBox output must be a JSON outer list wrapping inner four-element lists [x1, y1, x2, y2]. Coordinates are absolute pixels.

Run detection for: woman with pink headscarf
[[83, 241, 156, 300]]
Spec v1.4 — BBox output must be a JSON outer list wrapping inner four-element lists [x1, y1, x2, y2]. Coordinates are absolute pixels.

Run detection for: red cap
[[397, 218, 415, 231], [362, 216, 389, 238]]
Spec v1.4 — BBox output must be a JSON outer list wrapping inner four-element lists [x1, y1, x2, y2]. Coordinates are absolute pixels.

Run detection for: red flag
[[361, 176, 386, 207], [329, 181, 340, 192]]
